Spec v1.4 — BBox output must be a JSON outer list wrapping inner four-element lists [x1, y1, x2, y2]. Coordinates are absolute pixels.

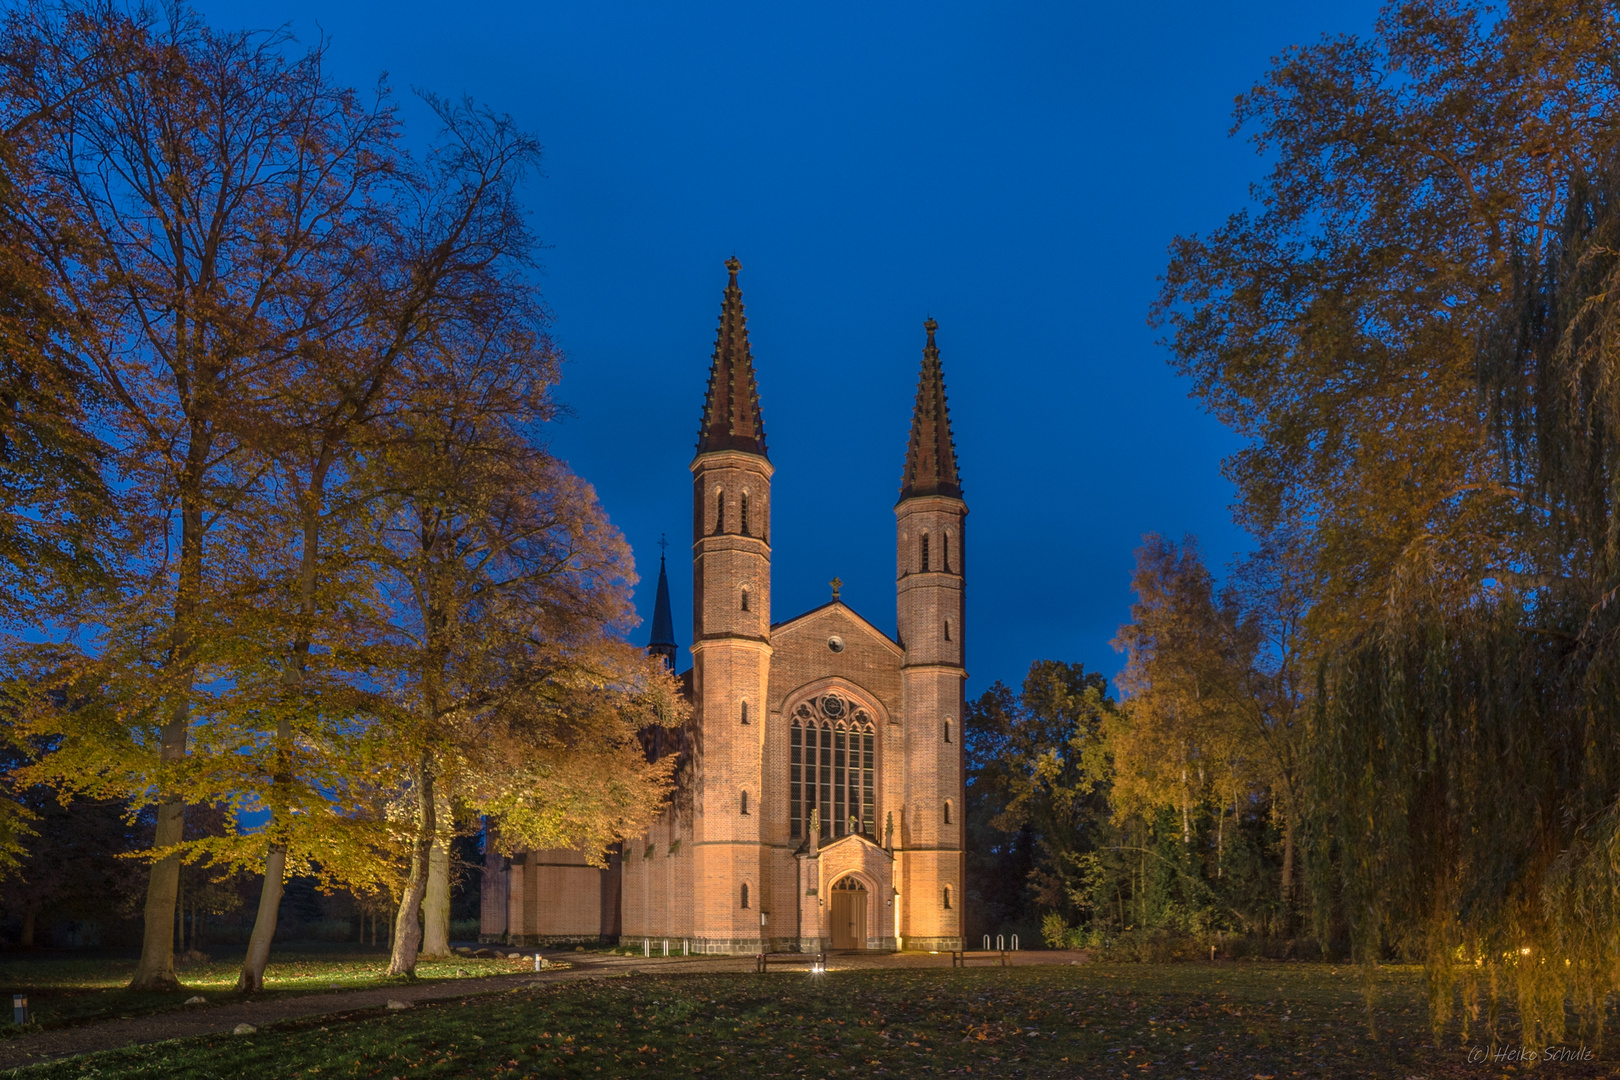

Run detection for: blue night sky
[[197, 0, 1379, 698]]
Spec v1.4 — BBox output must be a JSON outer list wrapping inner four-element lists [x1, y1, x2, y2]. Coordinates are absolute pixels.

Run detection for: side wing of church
[[481, 258, 967, 953]]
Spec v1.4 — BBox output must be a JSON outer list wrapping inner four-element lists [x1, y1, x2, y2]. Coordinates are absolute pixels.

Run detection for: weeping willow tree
[[1309, 165, 1620, 1046]]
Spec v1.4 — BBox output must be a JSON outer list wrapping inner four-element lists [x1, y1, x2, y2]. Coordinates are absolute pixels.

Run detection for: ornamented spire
[[647, 537, 677, 670], [696, 257, 768, 457], [899, 318, 962, 500]]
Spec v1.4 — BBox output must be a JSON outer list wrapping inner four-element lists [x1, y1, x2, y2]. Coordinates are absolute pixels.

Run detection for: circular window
[[827, 635, 845, 653], [822, 694, 846, 717]]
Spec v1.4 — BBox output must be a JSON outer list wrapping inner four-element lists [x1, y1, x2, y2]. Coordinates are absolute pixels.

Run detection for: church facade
[[481, 258, 966, 953]]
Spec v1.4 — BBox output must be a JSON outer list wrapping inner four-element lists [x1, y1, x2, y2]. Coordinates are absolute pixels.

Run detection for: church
[[480, 258, 966, 954]]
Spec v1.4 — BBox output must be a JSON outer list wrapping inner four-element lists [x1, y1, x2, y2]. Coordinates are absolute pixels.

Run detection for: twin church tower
[[483, 258, 967, 953]]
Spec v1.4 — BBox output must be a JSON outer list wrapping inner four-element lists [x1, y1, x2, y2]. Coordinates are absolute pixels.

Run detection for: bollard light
[[533, 953, 540, 972], [12, 994, 26, 1025]]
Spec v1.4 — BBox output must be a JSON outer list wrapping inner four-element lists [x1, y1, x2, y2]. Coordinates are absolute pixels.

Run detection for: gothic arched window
[[943, 885, 953, 910], [943, 800, 953, 825], [920, 532, 930, 572], [741, 586, 750, 612], [943, 618, 951, 642], [943, 717, 952, 743], [740, 790, 750, 815], [740, 700, 749, 725], [716, 489, 725, 534], [740, 492, 750, 536], [943, 530, 953, 573], [790, 694, 876, 841], [741, 883, 750, 909]]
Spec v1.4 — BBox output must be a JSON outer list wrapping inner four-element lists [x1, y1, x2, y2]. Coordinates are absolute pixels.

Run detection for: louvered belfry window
[[790, 694, 876, 840]]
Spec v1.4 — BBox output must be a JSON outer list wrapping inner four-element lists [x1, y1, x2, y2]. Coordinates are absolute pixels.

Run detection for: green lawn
[[0, 944, 531, 1034], [18, 961, 1611, 1079]]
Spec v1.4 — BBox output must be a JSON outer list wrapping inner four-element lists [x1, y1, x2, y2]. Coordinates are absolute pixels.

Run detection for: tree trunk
[[1180, 765, 1190, 843], [19, 904, 37, 948], [1280, 814, 1296, 934], [421, 838, 451, 957], [130, 443, 208, 992], [130, 797, 186, 990], [387, 762, 436, 977], [237, 843, 288, 992], [239, 451, 334, 992]]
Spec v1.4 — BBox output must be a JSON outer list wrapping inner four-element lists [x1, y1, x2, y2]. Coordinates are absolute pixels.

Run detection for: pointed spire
[[647, 538, 677, 670], [696, 257, 768, 458], [899, 318, 962, 501]]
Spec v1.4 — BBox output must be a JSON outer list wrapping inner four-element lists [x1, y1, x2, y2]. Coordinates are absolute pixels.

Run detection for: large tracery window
[[790, 694, 876, 840]]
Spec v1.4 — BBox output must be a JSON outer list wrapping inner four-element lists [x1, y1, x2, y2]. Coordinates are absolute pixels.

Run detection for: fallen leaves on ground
[[15, 962, 1618, 1079]]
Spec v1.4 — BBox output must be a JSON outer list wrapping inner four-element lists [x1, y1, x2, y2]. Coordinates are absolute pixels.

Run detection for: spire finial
[[658, 532, 669, 558], [725, 255, 741, 278], [830, 576, 843, 601]]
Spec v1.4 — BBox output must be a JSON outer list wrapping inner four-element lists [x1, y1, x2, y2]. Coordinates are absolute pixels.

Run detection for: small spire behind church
[[647, 535, 677, 670], [696, 257, 768, 458], [899, 317, 962, 501]]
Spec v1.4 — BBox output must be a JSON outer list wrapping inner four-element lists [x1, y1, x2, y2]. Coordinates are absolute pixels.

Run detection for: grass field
[[15, 961, 1611, 1079], [0, 945, 532, 1034]]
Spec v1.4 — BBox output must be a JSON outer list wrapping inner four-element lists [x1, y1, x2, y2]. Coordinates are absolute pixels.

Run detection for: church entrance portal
[[829, 876, 867, 949]]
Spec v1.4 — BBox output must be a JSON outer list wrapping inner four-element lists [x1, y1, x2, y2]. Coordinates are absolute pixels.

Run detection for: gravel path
[[0, 947, 1080, 1072], [0, 952, 616, 1073]]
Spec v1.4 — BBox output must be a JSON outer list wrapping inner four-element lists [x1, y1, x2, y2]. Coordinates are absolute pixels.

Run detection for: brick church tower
[[689, 256, 772, 952], [894, 317, 966, 948]]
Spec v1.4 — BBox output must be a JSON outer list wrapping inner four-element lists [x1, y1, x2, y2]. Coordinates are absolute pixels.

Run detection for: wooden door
[[830, 883, 867, 949], [830, 891, 855, 949], [850, 891, 867, 949]]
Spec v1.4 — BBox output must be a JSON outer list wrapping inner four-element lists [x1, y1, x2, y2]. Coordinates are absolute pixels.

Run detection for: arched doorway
[[829, 876, 867, 950]]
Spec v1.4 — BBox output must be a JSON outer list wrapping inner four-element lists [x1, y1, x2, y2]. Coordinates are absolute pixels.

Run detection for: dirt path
[[0, 952, 616, 1073], [0, 947, 1079, 1072]]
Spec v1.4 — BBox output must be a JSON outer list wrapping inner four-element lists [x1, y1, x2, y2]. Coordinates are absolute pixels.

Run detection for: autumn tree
[[1111, 534, 1308, 919], [219, 92, 548, 992], [0, 0, 409, 989], [1151, 0, 1620, 637], [361, 340, 678, 977]]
